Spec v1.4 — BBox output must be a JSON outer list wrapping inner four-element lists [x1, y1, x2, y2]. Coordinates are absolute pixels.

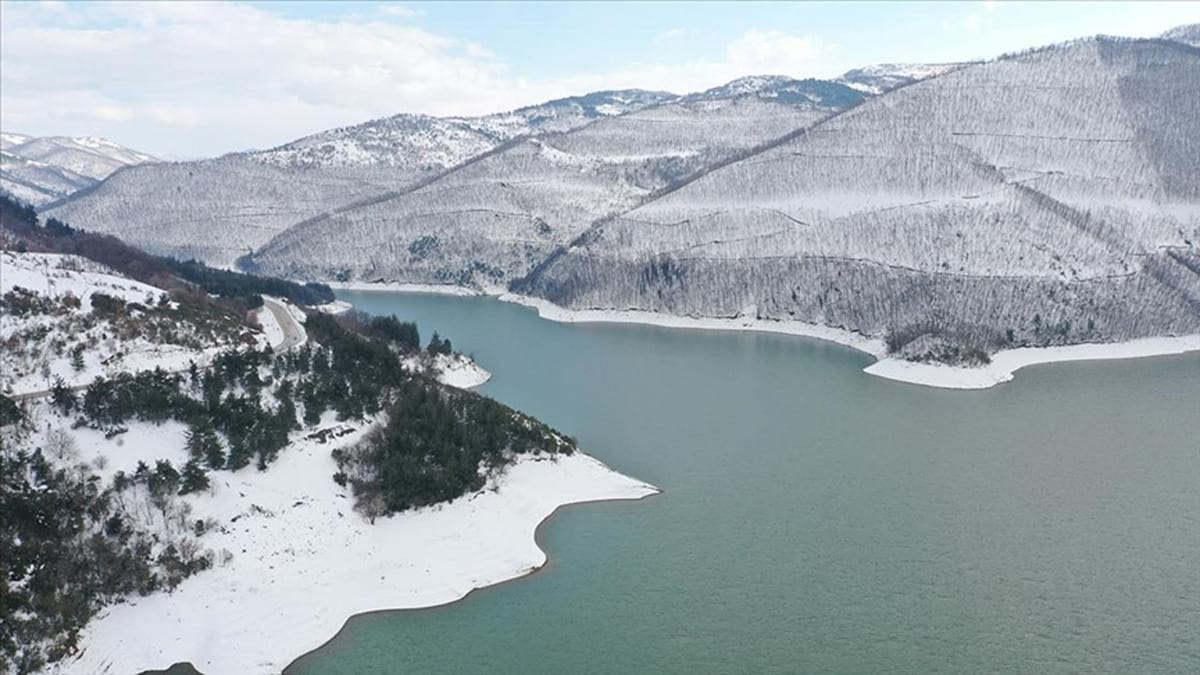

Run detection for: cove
[[289, 290, 1200, 674]]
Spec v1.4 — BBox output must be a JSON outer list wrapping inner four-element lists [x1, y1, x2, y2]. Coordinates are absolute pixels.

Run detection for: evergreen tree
[[50, 377, 77, 415], [70, 346, 86, 373], [427, 332, 453, 355], [276, 379, 298, 429], [226, 440, 252, 471], [185, 421, 226, 470], [179, 459, 210, 495]]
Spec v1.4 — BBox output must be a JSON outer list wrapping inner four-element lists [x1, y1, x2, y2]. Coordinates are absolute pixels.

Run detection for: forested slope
[[515, 37, 1200, 361]]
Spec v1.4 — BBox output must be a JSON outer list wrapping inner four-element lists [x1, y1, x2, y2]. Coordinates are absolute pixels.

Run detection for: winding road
[[261, 296, 306, 352]]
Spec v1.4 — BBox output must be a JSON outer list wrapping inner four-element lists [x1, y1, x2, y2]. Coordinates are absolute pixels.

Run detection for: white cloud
[[726, 29, 827, 74], [942, 2, 999, 34], [654, 27, 689, 44], [377, 3, 422, 18], [1, 2, 845, 158], [0, 1, 518, 154]]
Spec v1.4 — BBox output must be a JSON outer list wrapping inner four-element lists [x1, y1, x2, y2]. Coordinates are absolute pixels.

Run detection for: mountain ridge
[[0, 134, 156, 206]]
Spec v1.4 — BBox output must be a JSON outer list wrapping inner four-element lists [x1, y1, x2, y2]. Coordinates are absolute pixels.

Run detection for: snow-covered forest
[[35, 29, 1200, 364]]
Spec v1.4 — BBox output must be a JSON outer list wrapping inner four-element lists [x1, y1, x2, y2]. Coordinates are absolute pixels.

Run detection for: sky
[[2, 0, 1197, 158]]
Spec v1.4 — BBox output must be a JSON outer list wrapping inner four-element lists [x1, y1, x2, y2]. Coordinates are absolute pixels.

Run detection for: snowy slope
[[1161, 23, 1200, 47], [247, 81, 861, 286], [45, 157, 405, 268], [1, 134, 156, 206], [1, 132, 34, 149], [0, 251, 259, 395], [46, 414, 653, 675], [515, 36, 1200, 360], [0, 150, 97, 206], [45, 91, 674, 265], [4, 134, 156, 181], [256, 89, 674, 171], [837, 62, 965, 94]]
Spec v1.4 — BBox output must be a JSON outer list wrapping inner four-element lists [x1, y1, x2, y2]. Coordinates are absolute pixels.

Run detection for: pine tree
[[227, 440, 252, 471], [179, 459, 210, 495], [50, 377, 77, 415], [70, 346, 85, 373], [186, 421, 226, 470]]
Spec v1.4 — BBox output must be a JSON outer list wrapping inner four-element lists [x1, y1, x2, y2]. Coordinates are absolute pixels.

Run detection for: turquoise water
[[289, 291, 1200, 674]]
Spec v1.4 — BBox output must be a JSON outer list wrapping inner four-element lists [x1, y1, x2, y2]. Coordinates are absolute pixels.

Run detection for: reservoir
[[290, 290, 1200, 674]]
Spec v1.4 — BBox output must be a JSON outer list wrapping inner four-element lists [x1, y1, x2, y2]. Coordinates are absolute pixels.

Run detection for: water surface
[[290, 291, 1200, 674]]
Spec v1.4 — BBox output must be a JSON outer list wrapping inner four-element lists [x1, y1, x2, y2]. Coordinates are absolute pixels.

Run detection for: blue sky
[[2, 1, 1196, 157]]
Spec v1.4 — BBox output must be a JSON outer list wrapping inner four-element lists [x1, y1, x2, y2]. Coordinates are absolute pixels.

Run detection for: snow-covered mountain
[[245, 79, 864, 285], [1161, 23, 1200, 47], [41, 26, 1200, 363], [0, 132, 34, 149], [254, 89, 674, 171], [0, 150, 96, 207], [687, 75, 867, 107], [514, 36, 1200, 361], [4, 135, 155, 180], [0, 134, 156, 206], [46, 90, 675, 266], [837, 62, 965, 94]]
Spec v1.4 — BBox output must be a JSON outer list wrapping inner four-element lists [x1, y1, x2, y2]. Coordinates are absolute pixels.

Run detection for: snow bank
[[54, 414, 656, 675], [864, 335, 1200, 389], [496, 291, 889, 357], [334, 284, 1200, 390], [328, 280, 485, 296], [402, 352, 492, 389], [432, 353, 492, 389], [312, 299, 353, 314], [362, 283, 1190, 389], [494, 292, 1199, 390]]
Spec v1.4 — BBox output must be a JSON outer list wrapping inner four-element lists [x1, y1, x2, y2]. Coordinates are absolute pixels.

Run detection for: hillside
[[0, 197, 652, 674], [0, 135, 155, 206], [514, 36, 1200, 362], [1161, 22, 1200, 47], [246, 78, 865, 285], [43, 90, 674, 267]]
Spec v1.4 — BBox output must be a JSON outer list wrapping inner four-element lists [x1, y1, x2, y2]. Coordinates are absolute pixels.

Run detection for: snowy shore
[[328, 280, 487, 296], [53, 414, 657, 675], [331, 281, 1200, 390]]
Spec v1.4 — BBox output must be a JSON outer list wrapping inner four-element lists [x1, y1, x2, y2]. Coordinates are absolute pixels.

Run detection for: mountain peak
[[689, 75, 866, 108], [1, 133, 156, 206], [1161, 23, 1200, 47], [837, 62, 963, 94]]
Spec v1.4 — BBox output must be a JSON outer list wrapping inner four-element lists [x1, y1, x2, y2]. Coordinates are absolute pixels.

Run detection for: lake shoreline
[[56, 440, 658, 675], [333, 281, 1200, 390], [282, 485, 660, 674]]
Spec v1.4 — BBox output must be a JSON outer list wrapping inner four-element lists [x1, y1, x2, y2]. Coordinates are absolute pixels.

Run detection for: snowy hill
[[1, 134, 156, 206], [3, 134, 155, 181], [0, 132, 34, 149], [256, 89, 674, 171], [0, 150, 96, 207], [514, 36, 1200, 362], [688, 75, 867, 107], [245, 79, 861, 285], [0, 214, 654, 675], [45, 90, 674, 265], [0, 250, 259, 395], [1161, 23, 1200, 47], [837, 62, 965, 94]]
